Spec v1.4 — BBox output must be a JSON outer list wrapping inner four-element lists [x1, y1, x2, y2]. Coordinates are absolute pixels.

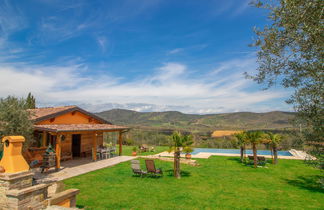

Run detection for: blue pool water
[[191, 148, 293, 156]]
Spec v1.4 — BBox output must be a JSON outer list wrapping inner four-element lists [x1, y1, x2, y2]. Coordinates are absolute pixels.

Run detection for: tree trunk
[[243, 145, 246, 159], [253, 143, 258, 168], [273, 146, 278, 165], [174, 150, 181, 178], [240, 146, 244, 162], [270, 145, 274, 164]]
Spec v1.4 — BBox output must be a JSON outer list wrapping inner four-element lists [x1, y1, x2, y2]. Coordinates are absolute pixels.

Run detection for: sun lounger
[[257, 156, 266, 162], [248, 155, 266, 165], [131, 160, 147, 177], [145, 159, 163, 176]]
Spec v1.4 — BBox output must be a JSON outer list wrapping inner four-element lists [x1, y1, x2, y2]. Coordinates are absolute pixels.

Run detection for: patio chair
[[145, 159, 163, 176], [24, 150, 43, 167], [61, 152, 72, 161], [101, 149, 110, 159], [139, 144, 149, 153], [131, 160, 147, 177], [109, 147, 116, 157]]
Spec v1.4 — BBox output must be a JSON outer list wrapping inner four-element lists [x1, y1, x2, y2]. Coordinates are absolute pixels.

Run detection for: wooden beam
[[118, 131, 122, 156], [56, 133, 61, 170], [92, 132, 97, 161], [42, 131, 47, 147]]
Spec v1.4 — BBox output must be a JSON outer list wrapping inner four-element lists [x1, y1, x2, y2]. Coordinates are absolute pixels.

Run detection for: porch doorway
[[72, 134, 81, 157]]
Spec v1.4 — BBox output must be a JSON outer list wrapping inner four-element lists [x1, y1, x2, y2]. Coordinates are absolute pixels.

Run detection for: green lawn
[[64, 156, 323, 210]]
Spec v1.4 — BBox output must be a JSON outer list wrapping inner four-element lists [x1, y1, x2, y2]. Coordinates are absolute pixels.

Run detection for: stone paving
[[34, 156, 136, 183], [33, 156, 136, 197]]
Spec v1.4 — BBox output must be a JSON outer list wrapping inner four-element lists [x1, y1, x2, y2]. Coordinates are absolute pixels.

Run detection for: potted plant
[[183, 146, 193, 159], [132, 147, 137, 156]]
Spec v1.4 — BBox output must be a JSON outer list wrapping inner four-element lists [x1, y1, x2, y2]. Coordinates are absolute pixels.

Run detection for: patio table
[[96, 147, 117, 159]]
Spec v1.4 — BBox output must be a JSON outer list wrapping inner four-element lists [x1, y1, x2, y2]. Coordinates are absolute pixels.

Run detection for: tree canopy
[[250, 0, 323, 166], [26, 92, 36, 109], [0, 96, 35, 148]]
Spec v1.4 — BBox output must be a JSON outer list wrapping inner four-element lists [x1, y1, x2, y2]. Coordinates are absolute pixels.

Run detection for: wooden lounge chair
[[248, 155, 254, 161], [145, 159, 163, 176], [131, 160, 147, 177], [248, 155, 266, 165], [257, 156, 266, 162]]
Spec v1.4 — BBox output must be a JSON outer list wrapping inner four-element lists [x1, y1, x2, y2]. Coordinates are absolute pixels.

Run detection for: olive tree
[[0, 96, 34, 149], [249, 0, 323, 168]]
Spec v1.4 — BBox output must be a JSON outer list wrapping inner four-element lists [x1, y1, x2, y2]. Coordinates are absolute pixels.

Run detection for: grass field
[[64, 153, 323, 209]]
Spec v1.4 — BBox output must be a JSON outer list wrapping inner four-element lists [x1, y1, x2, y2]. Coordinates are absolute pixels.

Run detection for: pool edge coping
[[155, 149, 308, 160]]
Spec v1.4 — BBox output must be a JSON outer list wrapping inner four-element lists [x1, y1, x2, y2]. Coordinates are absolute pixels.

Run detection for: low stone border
[[138, 155, 199, 166]]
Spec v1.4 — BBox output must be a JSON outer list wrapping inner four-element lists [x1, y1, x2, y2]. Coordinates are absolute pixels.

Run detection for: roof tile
[[34, 124, 128, 132], [28, 106, 76, 120]]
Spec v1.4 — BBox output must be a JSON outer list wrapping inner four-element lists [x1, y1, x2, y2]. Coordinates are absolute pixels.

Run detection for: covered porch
[[33, 124, 129, 170], [34, 155, 136, 185]]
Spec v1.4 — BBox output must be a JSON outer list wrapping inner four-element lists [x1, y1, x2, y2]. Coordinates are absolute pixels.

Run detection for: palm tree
[[169, 131, 193, 179], [266, 132, 282, 164], [234, 131, 247, 162], [245, 131, 265, 168]]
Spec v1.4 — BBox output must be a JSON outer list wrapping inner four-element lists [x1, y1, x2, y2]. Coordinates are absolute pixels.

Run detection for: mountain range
[[96, 109, 296, 132]]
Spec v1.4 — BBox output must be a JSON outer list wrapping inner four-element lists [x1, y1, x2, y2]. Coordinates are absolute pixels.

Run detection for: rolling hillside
[[96, 109, 295, 131]]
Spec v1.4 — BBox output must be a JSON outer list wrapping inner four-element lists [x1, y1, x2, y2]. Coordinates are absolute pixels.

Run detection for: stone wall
[[0, 171, 49, 210]]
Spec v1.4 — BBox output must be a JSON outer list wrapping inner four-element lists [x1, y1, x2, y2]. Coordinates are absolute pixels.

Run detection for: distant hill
[[96, 109, 295, 132]]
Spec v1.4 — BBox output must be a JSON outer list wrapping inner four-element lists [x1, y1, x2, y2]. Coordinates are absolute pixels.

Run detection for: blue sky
[[0, 0, 292, 113]]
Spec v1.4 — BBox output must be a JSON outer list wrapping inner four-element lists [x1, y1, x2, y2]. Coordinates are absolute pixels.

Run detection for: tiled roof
[[34, 124, 129, 132], [28, 106, 77, 120], [28, 105, 110, 124]]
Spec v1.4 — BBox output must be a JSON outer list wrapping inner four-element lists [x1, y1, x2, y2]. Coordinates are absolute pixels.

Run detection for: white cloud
[[0, 1, 26, 36], [167, 48, 183, 55], [96, 36, 108, 52], [0, 57, 292, 114], [0, 0, 27, 53], [231, 0, 251, 17]]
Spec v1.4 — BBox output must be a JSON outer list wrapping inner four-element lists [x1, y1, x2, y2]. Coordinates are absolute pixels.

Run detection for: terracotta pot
[[185, 153, 191, 159], [132, 152, 137, 156]]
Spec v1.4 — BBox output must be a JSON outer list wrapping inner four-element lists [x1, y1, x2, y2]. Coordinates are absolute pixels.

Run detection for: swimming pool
[[191, 148, 293, 156]]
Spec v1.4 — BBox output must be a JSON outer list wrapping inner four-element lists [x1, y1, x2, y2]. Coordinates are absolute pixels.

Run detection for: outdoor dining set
[[96, 146, 116, 160]]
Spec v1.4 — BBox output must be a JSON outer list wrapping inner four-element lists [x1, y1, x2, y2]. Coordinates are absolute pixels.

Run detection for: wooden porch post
[[118, 131, 123, 156], [55, 133, 61, 170], [92, 132, 97, 161], [42, 131, 46, 147]]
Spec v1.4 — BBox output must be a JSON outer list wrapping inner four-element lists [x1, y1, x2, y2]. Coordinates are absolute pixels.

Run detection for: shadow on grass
[[227, 157, 242, 163], [164, 169, 191, 177], [227, 157, 270, 168], [284, 175, 324, 193], [76, 205, 85, 208], [131, 174, 163, 179]]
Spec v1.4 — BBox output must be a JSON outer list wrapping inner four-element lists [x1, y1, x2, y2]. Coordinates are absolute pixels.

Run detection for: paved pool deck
[[155, 149, 309, 160]]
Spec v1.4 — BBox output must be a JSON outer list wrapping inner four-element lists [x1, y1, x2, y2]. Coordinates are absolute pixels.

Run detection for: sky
[[0, 0, 293, 114]]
